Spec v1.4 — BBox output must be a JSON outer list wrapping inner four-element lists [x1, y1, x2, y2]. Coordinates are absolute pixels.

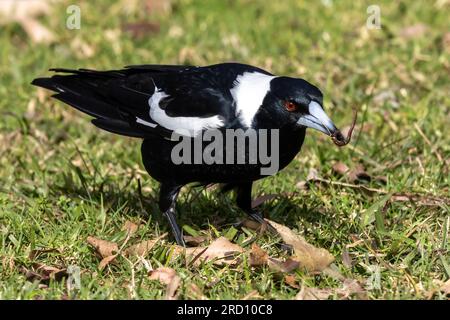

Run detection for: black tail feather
[[92, 118, 146, 138], [52, 92, 123, 120], [31, 67, 168, 139]]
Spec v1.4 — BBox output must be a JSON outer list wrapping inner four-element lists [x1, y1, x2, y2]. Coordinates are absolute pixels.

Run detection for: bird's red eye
[[284, 101, 298, 112]]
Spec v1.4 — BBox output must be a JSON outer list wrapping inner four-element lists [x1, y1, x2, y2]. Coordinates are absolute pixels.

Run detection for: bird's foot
[[246, 210, 277, 234]]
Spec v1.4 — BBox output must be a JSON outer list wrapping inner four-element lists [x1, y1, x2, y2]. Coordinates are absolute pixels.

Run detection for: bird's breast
[[141, 127, 306, 184]]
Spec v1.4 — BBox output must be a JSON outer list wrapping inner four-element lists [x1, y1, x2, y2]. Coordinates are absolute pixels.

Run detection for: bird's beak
[[296, 101, 339, 136]]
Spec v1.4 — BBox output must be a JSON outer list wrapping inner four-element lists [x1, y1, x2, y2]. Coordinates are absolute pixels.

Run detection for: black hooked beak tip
[[297, 101, 340, 136]]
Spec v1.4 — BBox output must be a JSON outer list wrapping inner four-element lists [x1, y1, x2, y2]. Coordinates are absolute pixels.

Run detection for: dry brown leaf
[[248, 243, 268, 267], [332, 162, 350, 176], [296, 279, 367, 300], [296, 286, 333, 300], [183, 235, 207, 247], [348, 164, 371, 184], [122, 220, 139, 236], [267, 257, 300, 273], [124, 240, 158, 257], [149, 267, 180, 300], [341, 247, 353, 268], [284, 274, 300, 289], [174, 237, 244, 266], [266, 219, 334, 272], [440, 279, 450, 296], [98, 254, 118, 270], [337, 279, 367, 299], [193, 237, 244, 266], [241, 290, 262, 300], [21, 263, 67, 285], [391, 193, 450, 207], [87, 236, 119, 258]]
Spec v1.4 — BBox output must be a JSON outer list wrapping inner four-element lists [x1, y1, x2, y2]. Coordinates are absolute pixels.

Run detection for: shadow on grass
[[49, 169, 336, 243]]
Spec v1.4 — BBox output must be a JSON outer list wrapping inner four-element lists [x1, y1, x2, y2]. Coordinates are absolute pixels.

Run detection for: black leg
[[236, 182, 293, 252], [236, 182, 276, 233], [159, 182, 185, 246]]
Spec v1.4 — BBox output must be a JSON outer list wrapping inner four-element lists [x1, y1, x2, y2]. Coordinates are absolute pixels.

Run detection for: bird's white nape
[[230, 72, 276, 128]]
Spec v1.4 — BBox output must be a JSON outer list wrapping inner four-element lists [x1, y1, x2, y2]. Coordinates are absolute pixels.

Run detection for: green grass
[[0, 0, 449, 299]]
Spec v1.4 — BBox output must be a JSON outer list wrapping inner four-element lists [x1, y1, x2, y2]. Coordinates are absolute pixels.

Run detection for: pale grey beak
[[296, 101, 338, 136]]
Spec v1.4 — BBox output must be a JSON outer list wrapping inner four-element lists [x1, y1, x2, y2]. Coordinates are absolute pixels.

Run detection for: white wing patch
[[230, 72, 276, 128], [136, 117, 157, 128], [141, 84, 224, 137]]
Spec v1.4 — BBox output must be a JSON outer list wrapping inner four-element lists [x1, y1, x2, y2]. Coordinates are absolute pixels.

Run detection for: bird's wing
[[32, 65, 235, 139]]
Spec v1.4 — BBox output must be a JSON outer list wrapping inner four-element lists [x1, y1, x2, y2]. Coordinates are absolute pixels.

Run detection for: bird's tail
[[31, 68, 150, 138]]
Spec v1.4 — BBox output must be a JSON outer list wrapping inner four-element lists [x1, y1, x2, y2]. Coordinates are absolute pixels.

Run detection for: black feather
[[91, 118, 147, 138]]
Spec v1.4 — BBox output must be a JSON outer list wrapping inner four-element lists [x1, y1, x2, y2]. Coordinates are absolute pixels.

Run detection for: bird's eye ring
[[284, 101, 298, 112]]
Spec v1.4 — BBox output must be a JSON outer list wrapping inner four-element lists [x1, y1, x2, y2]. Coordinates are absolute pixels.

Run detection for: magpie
[[32, 63, 346, 246]]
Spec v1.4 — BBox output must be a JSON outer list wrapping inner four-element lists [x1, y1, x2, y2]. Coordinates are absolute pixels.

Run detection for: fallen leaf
[[98, 254, 118, 270], [266, 219, 334, 272], [21, 264, 68, 285], [194, 237, 244, 265], [124, 239, 158, 257], [341, 247, 353, 268], [183, 235, 207, 246], [241, 290, 262, 300], [174, 237, 244, 266], [296, 286, 333, 300], [337, 279, 367, 299], [439, 279, 450, 296], [390, 193, 450, 207], [149, 267, 180, 300], [122, 220, 139, 236], [87, 236, 119, 258], [296, 279, 366, 300], [332, 162, 349, 176], [284, 274, 300, 289], [348, 164, 371, 184], [248, 243, 268, 267], [267, 257, 300, 273]]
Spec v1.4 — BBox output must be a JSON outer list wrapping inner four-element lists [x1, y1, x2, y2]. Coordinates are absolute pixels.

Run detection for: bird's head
[[261, 76, 344, 142]]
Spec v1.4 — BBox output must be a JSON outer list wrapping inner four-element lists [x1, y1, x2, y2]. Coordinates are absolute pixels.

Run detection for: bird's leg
[[236, 182, 293, 252], [159, 183, 185, 246], [236, 182, 276, 233]]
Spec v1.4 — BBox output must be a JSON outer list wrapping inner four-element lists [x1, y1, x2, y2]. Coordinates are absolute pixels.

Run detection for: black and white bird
[[32, 63, 346, 246]]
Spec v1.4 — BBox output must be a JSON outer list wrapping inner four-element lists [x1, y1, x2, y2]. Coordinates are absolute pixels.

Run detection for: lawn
[[0, 0, 449, 300]]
